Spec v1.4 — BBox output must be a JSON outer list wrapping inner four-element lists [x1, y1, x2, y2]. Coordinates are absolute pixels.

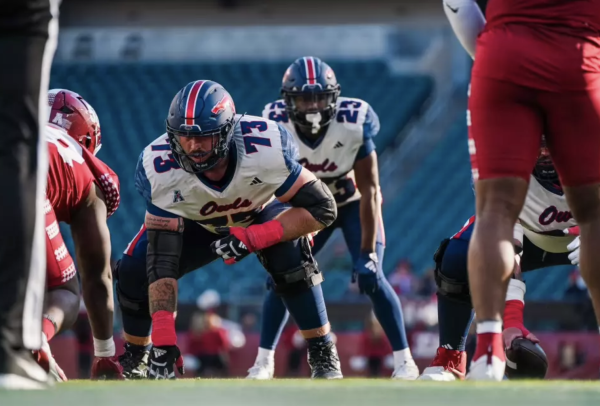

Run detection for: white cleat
[[0, 374, 47, 390], [467, 332, 506, 381], [391, 360, 419, 380], [418, 366, 459, 381], [0, 345, 50, 390], [246, 361, 274, 380], [466, 355, 505, 381]]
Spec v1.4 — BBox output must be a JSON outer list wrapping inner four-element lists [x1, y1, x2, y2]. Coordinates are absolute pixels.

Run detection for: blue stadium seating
[[381, 116, 474, 277], [49, 61, 433, 302]]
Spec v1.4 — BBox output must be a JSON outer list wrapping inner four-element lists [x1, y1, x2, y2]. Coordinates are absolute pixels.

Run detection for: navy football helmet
[[533, 135, 558, 184], [281, 56, 341, 135], [166, 80, 236, 173]]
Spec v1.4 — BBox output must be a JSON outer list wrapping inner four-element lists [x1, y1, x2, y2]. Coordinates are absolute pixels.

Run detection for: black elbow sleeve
[[146, 229, 183, 284], [288, 179, 337, 227]]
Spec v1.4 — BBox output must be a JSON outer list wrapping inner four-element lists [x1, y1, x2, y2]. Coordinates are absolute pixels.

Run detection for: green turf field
[[1, 380, 600, 406]]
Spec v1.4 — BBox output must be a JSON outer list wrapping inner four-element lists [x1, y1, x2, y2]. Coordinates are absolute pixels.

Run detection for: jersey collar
[[295, 124, 330, 150], [196, 142, 238, 192]]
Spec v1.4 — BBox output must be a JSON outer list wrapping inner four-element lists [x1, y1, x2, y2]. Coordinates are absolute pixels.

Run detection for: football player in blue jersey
[[247, 57, 418, 380], [114, 80, 343, 380]]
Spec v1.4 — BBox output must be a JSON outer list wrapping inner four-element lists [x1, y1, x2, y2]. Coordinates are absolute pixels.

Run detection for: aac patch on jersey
[[173, 190, 184, 203]]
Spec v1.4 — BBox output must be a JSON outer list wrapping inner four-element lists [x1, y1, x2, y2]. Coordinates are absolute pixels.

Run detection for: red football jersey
[[486, 0, 600, 33], [45, 124, 120, 223]]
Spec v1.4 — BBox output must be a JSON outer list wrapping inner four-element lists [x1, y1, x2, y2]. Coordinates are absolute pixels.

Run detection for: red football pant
[[45, 198, 76, 289], [469, 29, 600, 187]]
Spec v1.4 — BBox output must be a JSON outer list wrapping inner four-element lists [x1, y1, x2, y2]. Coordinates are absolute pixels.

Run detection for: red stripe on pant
[[125, 224, 147, 256]]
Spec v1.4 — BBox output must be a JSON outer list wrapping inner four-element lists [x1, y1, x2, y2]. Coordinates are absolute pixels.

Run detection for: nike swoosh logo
[[446, 3, 459, 13]]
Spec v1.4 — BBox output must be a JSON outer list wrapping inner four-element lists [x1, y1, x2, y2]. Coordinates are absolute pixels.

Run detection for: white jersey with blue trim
[[262, 96, 379, 207], [519, 175, 576, 253], [470, 173, 577, 252], [135, 114, 302, 233]]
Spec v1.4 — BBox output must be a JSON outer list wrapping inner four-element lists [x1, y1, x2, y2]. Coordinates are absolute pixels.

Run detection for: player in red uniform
[[464, 0, 600, 380], [35, 89, 123, 380]]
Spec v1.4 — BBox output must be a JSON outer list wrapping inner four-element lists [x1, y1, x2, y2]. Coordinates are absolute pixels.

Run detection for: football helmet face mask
[[48, 89, 102, 155], [281, 56, 340, 136], [532, 136, 558, 184], [166, 80, 237, 173]]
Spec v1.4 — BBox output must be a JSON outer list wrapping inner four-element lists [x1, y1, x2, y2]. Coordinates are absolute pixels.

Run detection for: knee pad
[[268, 260, 323, 295], [116, 282, 150, 319], [259, 235, 313, 272], [115, 256, 150, 319], [434, 238, 471, 305]]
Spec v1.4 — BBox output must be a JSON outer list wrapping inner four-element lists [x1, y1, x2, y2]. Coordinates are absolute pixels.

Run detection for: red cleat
[[91, 356, 125, 380], [418, 347, 466, 381]]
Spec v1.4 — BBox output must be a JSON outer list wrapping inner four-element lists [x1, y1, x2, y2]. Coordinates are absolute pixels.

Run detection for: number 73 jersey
[[135, 114, 302, 232], [263, 96, 379, 207]]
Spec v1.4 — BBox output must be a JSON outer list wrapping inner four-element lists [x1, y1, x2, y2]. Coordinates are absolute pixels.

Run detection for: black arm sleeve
[[146, 229, 183, 284], [288, 179, 337, 227]]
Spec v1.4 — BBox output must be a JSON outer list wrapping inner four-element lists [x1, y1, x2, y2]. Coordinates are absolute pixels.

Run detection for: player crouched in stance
[[246, 57, 418, 380], [39, 89, 123, 380], [419, 140, 569, 381], [115, 80, 342, 380]]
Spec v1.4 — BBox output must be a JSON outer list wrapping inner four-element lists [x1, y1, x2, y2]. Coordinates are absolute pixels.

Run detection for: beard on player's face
[[178, 135, 218, 163]]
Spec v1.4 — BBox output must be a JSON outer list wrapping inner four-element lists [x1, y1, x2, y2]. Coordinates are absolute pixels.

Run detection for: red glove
[[211, 221, 284, 265], [33, 348, 68, 382], [503, 279, 539, 349], [563, 226, 580, 237], [91, 356, 125, 380]]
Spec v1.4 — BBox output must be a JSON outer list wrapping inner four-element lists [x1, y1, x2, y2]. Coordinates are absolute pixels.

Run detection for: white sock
[[476, 320, 502, 334], [256, 347, 275, 364], [94, 337, 116, 357], [393, 348, 414, 368]]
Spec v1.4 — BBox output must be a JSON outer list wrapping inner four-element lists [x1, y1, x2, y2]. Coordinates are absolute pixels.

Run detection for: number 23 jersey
[[135, 114, 302, 232], [262, 96, 380, 207]]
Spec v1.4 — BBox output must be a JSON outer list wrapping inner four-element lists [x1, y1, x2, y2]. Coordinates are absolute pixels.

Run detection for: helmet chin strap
[[305, 112, 322, 134]]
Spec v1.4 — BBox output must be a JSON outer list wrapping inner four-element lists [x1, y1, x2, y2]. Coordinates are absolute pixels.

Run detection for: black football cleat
[[307, 341, 343, 379], [118, 343, 149, 380]]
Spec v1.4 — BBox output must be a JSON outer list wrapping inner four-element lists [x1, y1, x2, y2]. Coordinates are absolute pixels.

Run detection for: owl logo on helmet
[[166, 80, 237, 174], [281, 56, 341, 136], [211, 94, 236, 116]]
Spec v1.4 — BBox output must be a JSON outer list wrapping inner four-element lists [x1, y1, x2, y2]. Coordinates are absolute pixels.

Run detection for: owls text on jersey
[[519, 175, 576, 253], [134, 114, 302, 233], [262, 96, 380, 206], [463, 175, 576, 252]]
